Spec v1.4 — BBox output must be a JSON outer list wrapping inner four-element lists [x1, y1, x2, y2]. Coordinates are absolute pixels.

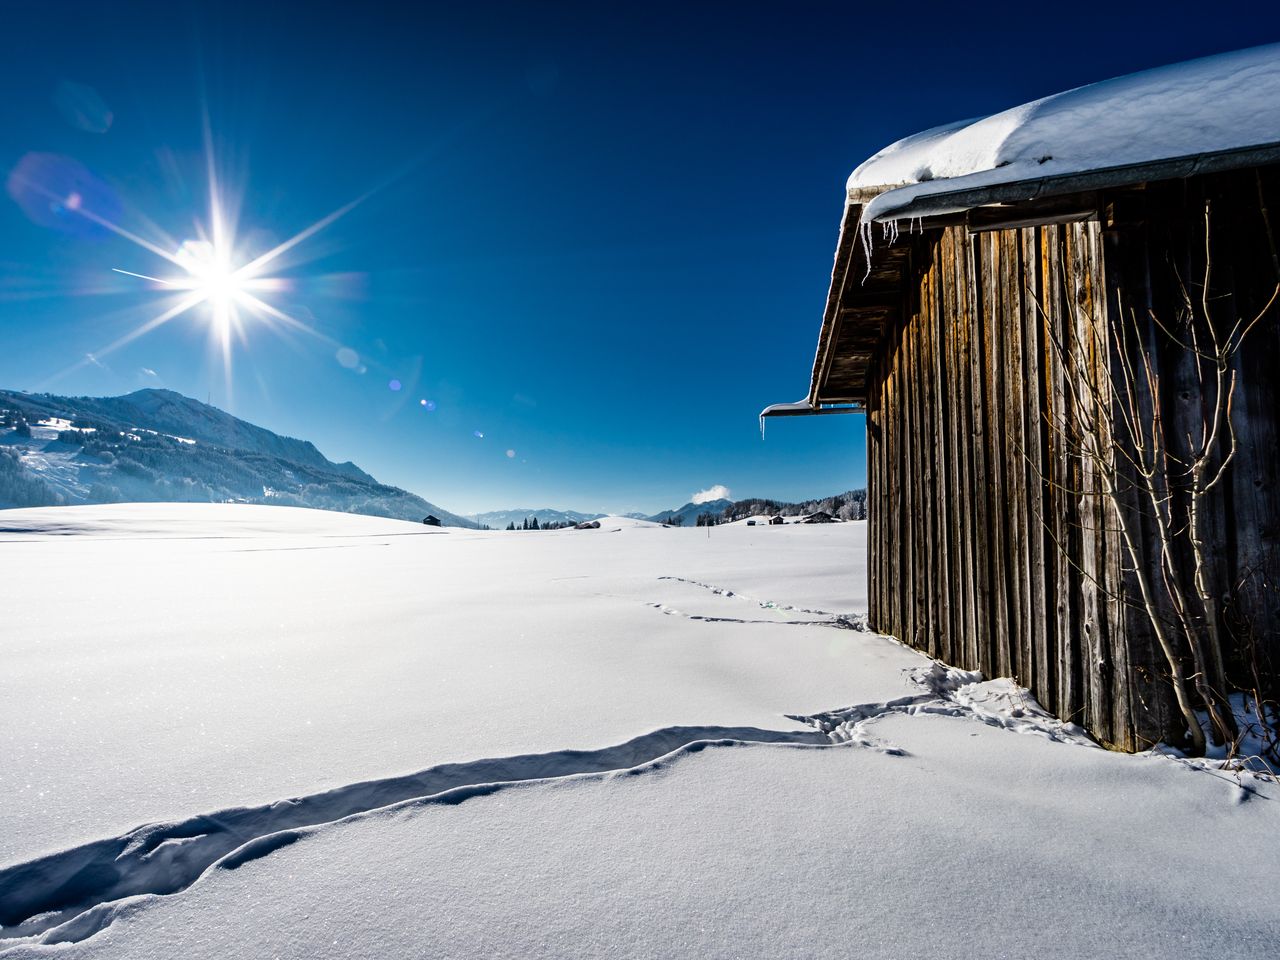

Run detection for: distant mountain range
[[480, 490, 867, 529], [475, 501, 737, 529], [0, 388, 473, 526], [646, 498, 735, 527], [473, 507, 625, 529]]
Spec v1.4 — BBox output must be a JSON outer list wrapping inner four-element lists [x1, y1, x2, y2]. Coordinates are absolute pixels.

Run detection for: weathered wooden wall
[[865, 166, 1280, 749]]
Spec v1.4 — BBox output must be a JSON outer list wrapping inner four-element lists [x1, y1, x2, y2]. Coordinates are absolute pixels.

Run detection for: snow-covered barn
[[766, 44, 1280, 751]]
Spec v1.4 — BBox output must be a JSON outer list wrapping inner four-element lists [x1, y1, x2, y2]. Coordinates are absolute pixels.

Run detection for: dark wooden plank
[[952, 227, 981, 671], [1004, 228, 1031, 688], [1022, 224, 1054, 711], [970, 231, 994, 676], [988, 230, 1012, 679], [1044, 224, 1082, 724], [929, 241, 954, 662]]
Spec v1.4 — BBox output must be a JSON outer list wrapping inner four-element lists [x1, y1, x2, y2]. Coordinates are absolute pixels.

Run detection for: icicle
[[859, 217, 874, 283], [759, 414, 766, 440]]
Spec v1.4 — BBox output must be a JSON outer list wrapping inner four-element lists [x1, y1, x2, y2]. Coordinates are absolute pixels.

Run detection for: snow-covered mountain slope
[[0, 505, 1276, 959], [94, 389, 374, 482], [0, 389, 471, 526], [647, 497, 733, 525]]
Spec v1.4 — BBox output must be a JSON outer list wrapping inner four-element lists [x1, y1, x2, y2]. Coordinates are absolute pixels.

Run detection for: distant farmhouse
[[765, 45, 1280, 753]]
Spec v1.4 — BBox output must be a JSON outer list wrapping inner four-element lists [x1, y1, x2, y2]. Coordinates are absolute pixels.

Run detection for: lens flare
[[32, 119, 375, 398]]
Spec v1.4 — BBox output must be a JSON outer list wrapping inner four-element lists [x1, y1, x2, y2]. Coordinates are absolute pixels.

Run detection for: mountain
[[89, 389, 376, 483], [0, 388, 473, 526], [647, 498, 734, 526], [646, 490, 868, 525], [473, 507, 608, 529]]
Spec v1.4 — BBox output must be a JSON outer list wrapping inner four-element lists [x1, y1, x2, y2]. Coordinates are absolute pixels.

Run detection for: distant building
[[803, 511, 835, 524], [768, 516, 785, 526], [422, 515, 441, 527]]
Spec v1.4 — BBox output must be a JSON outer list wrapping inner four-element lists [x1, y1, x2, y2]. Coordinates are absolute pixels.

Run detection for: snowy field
[[1, 504, 1277, 958]]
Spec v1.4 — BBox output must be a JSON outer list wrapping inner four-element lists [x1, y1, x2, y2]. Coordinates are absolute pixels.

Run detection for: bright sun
[[107, 195, 323, 365], [173, 240, 244, 328], [48, 132, 369, 395]]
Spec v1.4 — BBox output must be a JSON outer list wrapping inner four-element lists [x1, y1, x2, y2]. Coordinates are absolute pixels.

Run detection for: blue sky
[[1, 2, 1275, 515]]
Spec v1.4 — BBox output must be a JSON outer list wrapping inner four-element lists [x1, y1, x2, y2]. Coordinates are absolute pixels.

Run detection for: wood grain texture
[[860, 165, 1280, 750]]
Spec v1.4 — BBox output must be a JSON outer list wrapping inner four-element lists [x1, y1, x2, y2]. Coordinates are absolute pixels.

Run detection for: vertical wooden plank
[[921, 256, 942, 660], [986, 230, 1012, 679], [1021, 225, 1054, 712], [871, 338, 883, 633], [921, 251, 941, 658], [884, 333, 896, 637], [1078, 220, 1113, 742], [866, 343, 881, 632], [930, 241, 954, 664], [900, 274, 915, 649], [1085, 217, 1129, 748], [942, 233, 962, 666], [958, 228, 982, 673], [972, 231, 993, 675], [898, 295, 913, 646], [1045, 224, 1082, 724], [909, 271, 927, 653], [947, 231, 962, 670], [1004, 228, 1031, 688]]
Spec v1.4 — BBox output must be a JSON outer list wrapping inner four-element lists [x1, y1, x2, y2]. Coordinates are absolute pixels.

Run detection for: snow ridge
[[0, 661, 1096, 951], [0, 725, 840, 948]]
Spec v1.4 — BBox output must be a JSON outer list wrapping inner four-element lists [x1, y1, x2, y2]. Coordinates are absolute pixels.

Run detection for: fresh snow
[[1, 504, 1277, 958], [0, 505, 873, 868], [850, 42, 1280, 222]]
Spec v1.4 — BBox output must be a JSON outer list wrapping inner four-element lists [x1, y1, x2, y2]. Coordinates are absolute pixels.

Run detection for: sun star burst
[[51, 132, 370, 398]]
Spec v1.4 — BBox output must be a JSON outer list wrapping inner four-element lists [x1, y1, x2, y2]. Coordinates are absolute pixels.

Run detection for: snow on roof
[[851, 43, 1280, 223]]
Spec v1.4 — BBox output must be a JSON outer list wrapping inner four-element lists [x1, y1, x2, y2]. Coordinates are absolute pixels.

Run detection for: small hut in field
[[764, 44, 1280, 752]]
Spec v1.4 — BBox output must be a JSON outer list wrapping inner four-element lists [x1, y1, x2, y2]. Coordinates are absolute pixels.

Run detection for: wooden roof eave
[[808, 201, 862, 406], [809, 187, 914, 406]]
